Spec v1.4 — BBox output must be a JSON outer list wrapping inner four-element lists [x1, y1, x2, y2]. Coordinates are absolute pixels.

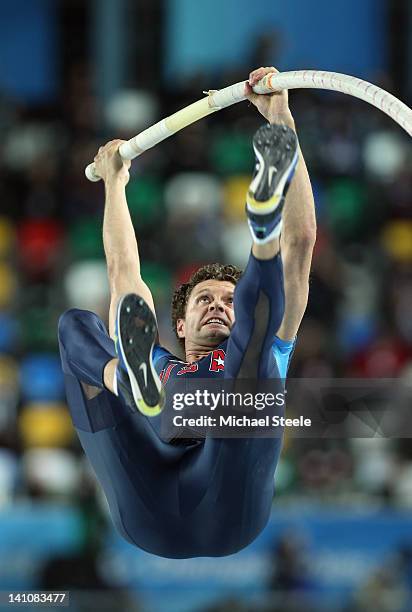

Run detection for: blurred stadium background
[[0, 0, 412, 610]]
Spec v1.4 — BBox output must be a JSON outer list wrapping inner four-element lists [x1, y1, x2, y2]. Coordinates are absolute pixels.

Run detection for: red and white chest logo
[[209, 349, 226, 372], [177, 363, 199, 376]]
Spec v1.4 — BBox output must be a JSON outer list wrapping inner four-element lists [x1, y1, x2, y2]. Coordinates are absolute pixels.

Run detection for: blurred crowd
[[0, 55, 412, 609]]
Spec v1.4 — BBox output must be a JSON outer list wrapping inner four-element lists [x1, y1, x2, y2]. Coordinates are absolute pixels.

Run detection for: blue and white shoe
[[246, 123, 298, 244], [115, 294, 165, 417]]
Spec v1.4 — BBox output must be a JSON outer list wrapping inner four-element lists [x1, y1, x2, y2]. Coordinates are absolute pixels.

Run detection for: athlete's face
[[177, 280, 236, 349]]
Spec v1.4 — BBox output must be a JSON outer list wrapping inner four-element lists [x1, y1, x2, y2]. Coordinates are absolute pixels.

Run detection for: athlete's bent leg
[[58, 308, 132, 429], [58, 308, 195, 554]]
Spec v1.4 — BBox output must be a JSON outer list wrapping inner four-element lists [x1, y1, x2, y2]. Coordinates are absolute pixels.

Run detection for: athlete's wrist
[[103, 172, 129, 189], [268, 110, 295, 128]]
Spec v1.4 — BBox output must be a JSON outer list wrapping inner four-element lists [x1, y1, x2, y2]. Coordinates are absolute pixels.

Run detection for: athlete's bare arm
[[246, 67, 317, 340], [93, 140, 156, 339]]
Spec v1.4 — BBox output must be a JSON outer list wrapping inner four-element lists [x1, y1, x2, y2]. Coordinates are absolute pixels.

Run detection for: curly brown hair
[[171, 263, 242, 349]]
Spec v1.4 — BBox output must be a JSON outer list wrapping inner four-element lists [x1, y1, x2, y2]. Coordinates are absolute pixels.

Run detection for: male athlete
[[58, 67, 316, 558]]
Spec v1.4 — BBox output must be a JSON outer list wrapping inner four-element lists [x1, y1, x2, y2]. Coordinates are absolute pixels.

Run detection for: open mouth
[[203, 318, 227, 327]]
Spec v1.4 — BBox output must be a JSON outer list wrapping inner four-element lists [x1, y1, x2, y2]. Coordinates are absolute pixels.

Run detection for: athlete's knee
[[58, 309, 94, 344]]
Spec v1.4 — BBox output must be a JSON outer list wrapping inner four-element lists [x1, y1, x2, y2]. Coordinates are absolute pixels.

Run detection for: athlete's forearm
[[103, 178, 140, 273], [95, 141, 156, 333], [103, 176, 157, 332], [269, 111, 316, 340], [269, 110, 317, 246]]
